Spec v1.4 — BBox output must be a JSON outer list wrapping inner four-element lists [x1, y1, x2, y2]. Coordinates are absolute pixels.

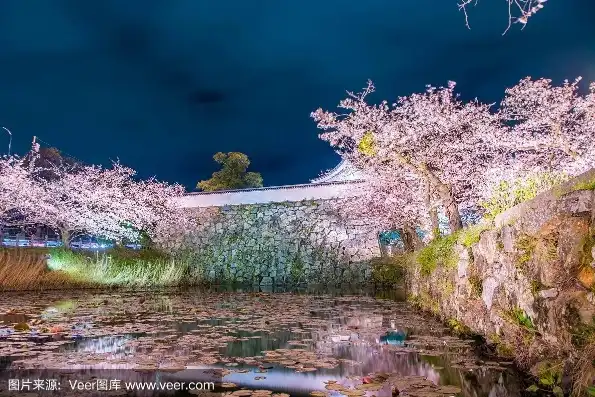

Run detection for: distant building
[[310, 159, 365, 184], [178, 159, 367, 208]]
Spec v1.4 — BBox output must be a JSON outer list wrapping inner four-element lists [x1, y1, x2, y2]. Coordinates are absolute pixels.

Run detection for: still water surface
[[0, 286, 527, 397]]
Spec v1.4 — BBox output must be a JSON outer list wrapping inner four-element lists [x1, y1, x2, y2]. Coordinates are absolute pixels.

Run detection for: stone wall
[[175, 199, 380, 285], [405, 169, 595, 393]]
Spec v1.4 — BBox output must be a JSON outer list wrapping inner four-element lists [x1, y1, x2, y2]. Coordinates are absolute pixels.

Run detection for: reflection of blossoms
[[1, 292, 525, 397], [68, 335, 136, 357]]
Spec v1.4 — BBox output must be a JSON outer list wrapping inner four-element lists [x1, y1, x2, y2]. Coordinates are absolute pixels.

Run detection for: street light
[[1, 127, 12, 156]]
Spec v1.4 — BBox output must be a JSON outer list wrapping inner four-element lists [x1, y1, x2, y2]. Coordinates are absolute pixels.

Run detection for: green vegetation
[[289, 251, 305, 284], [480, 172, 568, 220], [526, 361, 564, 397], [530, 280, 545, 297], [197, 152, 263, 191], [0, 248, 82, 291], [407, 292, 440, 315], [416, 232, 459, 276], [415, 224, 489, 277], [468, 274, 483, 298], [438, 278, 456, 296], [496, 241, 505, 251], [579, 232, 595, 269], [1, 246, 198, 291], [447, 318, 472, 337], [506, 306, 536, 332], [47, 247, 196, 288], [488, 334, 516, 358], [357, 131, 377, 156], [514, 232, 558, 271], [515, 233, 537, 268], [541, 235, 559, 261], [571, 320, 595, 349], [370, 256, 408, 286], [496, 342, 515, 358], [571, 176, 595, 192], [458, 223, 490, 248]]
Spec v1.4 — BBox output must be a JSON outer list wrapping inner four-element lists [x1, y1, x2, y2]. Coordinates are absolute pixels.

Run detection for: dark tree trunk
[[404, 223, 423, 251], [392, 155, 463, 234], [60, 229, 71, 249], [418, 163, 463, 233], [399, 224, 423, 252], [439, 185, 463, 233], [425, 181, 440, 238]]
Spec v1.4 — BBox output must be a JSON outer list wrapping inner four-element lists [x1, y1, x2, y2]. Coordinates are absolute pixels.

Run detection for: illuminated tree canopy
[[0, 156, 192, 248], [312, 76, 594, 237], [197, 152, 263, 192]]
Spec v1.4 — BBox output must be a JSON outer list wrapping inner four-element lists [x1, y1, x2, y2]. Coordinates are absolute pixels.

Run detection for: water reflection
[[0, 288, 525, 397], [379, 330, 407, 345]]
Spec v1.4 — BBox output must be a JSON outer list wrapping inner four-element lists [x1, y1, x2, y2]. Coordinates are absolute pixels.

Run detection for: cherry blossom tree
[[344, 172, 430, 251], [498, 77, 595, 178], [458, 0, 547, 34], [128, 174, 194, 248], [312, 80, 504, 233], [0, 156, 45, 227], [29, 162, 189, 247]]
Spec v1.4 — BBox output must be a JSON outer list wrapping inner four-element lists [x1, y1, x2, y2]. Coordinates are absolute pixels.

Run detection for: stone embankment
[[407, 169, 595, 394], [170, 199, 380, 285]]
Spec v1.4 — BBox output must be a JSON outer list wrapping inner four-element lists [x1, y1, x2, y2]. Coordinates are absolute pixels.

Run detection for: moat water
[[0, 286, 530, 397]]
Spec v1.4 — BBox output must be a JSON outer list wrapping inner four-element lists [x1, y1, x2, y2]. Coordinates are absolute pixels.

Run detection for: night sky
[[0, 1, 594, 191]]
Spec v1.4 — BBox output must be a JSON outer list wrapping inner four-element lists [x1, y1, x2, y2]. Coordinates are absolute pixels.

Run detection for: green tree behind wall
[[197, 152, 263, 191]]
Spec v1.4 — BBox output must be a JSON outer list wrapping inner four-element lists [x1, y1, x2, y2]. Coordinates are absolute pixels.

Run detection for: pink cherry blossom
[[498, 77, 595, 178], [27, 162, 191, 247], [0, 156, 45, 226], [312, 80, 504, 232]]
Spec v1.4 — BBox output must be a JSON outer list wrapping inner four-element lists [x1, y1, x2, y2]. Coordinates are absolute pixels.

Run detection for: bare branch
[[458, 0, 547, 34]]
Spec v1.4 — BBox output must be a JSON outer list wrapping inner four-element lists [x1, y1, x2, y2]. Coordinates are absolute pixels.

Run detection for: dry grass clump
[[0, 248, 84, 290], [572, 340, 595, 396]]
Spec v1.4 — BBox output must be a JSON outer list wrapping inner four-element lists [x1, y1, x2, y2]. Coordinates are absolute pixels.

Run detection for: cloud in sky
[[0, 0, 593, 189]]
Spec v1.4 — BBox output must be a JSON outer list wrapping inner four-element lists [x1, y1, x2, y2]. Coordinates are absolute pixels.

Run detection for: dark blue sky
[[0, 1, 594, 190]]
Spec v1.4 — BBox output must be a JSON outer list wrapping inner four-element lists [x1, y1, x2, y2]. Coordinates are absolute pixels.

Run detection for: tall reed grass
[[0, 248, 83, 290], [48, 248, 198, 288], [0, 247, 202, 291]]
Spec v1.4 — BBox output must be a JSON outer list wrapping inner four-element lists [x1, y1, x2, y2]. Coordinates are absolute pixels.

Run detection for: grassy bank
[[0, 247, 202, 291]]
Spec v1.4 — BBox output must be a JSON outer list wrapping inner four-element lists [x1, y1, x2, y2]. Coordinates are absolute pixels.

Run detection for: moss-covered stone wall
[[167, 199, 380, 285], [405, 171, 595, 395]]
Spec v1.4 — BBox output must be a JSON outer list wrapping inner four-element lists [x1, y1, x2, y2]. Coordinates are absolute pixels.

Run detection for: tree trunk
[[418, 163, 463, 233], [404, 223, 423, 251], [399, 224, 422, 252], [396, 228, 410, 252], [393, 154, 463, 234], [439, 185, 463, 233], [377, 232, 387, 257], [60, 229, 70, 249], [425, 181, 440, 238]]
